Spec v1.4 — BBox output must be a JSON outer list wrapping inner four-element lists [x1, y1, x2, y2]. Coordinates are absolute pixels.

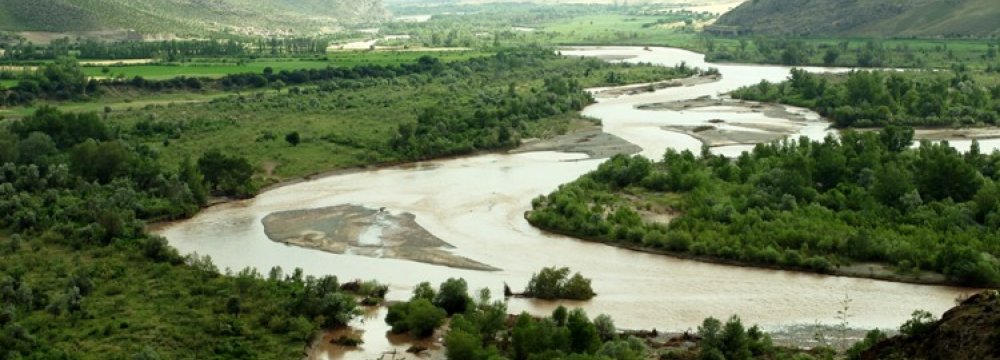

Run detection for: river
[[156, 46, 982, 359]]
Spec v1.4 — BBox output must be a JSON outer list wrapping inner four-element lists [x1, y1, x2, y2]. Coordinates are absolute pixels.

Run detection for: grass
[[542, 14, 705, 47], [0, 79, 16, 88]]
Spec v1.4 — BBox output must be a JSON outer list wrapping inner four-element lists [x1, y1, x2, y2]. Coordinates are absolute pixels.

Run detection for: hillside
[[0, 0, 388, 37], [860, 291, 1000, 360], [712, 0, 1000, 38]]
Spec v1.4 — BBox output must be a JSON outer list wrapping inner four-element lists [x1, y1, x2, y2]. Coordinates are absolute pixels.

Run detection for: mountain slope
[[713, 0, 1000, 38], [0, 0, 388, 36]]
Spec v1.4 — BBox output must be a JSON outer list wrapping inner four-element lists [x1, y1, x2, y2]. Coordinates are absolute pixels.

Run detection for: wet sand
[[263, 205, 500, 272], [635, 98, 815, 148], [661, 124, 792, 147], [914, 128, 1000, 142], [512, 127, 641, 159]]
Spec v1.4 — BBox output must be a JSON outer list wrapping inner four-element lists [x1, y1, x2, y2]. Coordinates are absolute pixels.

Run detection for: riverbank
[[590, 74, 722, 98], [524, 214, 960, 288], [639, 97, 1000, 150]]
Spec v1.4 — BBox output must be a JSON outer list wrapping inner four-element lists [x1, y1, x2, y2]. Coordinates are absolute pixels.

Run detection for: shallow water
[[157, 47, 982, 359]]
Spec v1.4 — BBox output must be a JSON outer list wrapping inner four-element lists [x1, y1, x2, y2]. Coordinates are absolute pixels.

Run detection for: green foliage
[[0, 103, 364, 358], [284, 131, 301, 146], [434, 278, 472, 315], [567, 309, 601, 354], [698, 316, 773, 360], [197, 149, 256, 198], [70, 139, 134, 184], [411, 281, 436, 302], [597, 337, 647, 360], [525, 267, 596, 300], [10, 105, 108, 149], [593, 314, 616, 342], [846, 329, 888, 360], [2, 58, 94, 106], [731, 69, 999, 128], [101, 49, 692, 182], [0, 235, 356, 359], [382, 2, 714, 49], [386, 298, 446, 338], [529, 129, 1000, 286], [899, 310, 938, 338]]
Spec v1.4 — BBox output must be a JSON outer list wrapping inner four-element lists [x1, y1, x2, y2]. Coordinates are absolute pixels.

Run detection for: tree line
[[704, 37, 1000, 68], [529, 128, 1000, 286], [382, 278, 826, 360], [730, 69, 1000, 128]]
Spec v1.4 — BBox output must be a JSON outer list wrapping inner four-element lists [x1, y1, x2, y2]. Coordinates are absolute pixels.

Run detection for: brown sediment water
[[157, 46, 986, 359]]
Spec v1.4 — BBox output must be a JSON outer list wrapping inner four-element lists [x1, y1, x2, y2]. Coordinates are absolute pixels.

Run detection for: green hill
[[0, 0, 388, 36], [713, 0, 1000, 38]]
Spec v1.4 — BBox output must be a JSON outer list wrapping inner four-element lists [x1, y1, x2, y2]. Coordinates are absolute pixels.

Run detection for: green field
[[542, 14, 705, 47], [0, 91, 233, 118], [78, 50, 491, 80], [0, 79, 16, 88]]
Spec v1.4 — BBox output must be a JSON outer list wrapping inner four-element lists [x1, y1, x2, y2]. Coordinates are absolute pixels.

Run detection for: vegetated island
[[505, 266, 597, 301], [527, 125, 1000, 288]]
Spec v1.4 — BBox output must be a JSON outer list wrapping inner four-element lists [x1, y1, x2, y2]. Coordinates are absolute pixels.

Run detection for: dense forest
[[529, 128, 1000, 286], [730, 69, 1000, 128], [0, 107, 378, 358]]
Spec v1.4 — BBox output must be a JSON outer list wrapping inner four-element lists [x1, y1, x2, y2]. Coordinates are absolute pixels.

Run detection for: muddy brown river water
[[156, 47, 989, 359]]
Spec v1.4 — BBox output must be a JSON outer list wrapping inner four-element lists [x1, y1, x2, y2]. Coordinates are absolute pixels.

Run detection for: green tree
[[411, 282, 436, 302], [70, 140, 133, 184], [285, 131, 300, 146], [593, 314, 616, 342], [914, 142, 983, 202], [567, 308, 600, 354], [197, 149, 255, 197], [0, 130, 18, 164], [404, 299, 447, 337], [179, 157, 208, 206], [434, 278, 471, 315]]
